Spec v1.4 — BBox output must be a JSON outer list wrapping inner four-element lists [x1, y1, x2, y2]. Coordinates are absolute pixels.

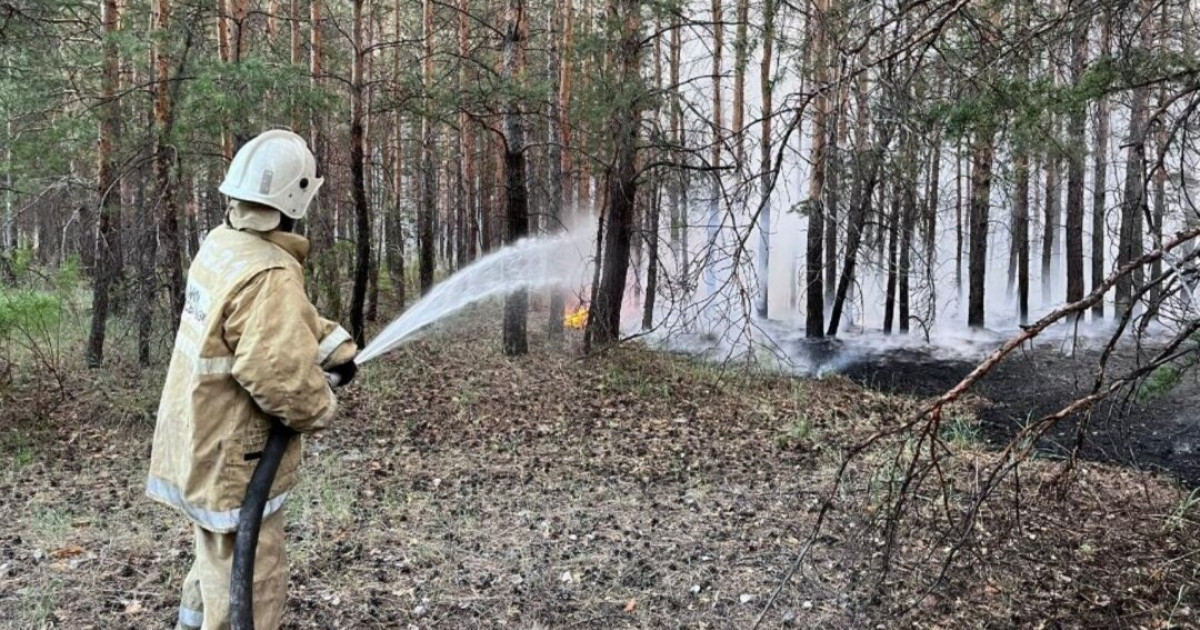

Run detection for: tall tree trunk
[[217, 0, 233, 160], [1042, 119, 1060, 306], [290, 0, 303, 130], [899, 157, 915, 333], [1091, 14, 1110, 320], [1014, 150, 1031, 323], [805, 0, 828, 338], [883, 183, 899, 334], [824, 122, 838, 306], [924, 134, 941, 322], [827, 126, 884, 337], [459, 0, 477, 264], [387, 0, 406, 305], [642, 179, 661, 330], [1148, 0, 1170, 306], [546, 0, 566, 337], [2, 52, 11, 253], [389, 117, 406, 304], [310, 0, 341, 318], [1150, 87, 1167, 304], [642, 17, 664, 330], [968, 129, 995, 328], [87, 0, 121, 367], [501, 0, 529, 356], [365, 5, 380, 322], [585, 0, 640, 348], [755, 0, 775, 319], [1065, 17, 1088, 306], [954, 138, 963, 296], [731, 0, 748, 167], [670, 12, 686, 285], [1116, 1, 1151, 315], [418, 0, 436, 294], [348, 0, 370, 346], [146, 0, 183, 364], [705, 0, 723, 299]]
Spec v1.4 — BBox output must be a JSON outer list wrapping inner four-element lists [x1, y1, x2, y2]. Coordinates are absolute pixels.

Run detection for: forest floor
[[1, 306, 1198, 629]]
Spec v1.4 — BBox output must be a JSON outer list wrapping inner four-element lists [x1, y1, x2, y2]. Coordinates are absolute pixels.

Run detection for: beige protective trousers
[[176, 511, 287, 630]]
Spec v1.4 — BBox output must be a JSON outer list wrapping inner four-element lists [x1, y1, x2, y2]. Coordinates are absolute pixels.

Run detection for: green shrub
[[0, 289, 64, 340], [1140, 364, 1184, 403]]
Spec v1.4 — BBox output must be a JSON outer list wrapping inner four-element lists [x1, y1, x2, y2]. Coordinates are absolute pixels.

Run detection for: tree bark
[[87, 0, 122, 368], [290, 0, 303, 130], [585, 0, 641, 348], [755, 0, 775, 319], [1065, 17, 1088, 306], [924, 133, 941, 321], [348, 0, 370, 346], [968, 129, 995, 329], [546, 0, 566, 337], [146, 0, 183, 364], [1042, 120, 1060, 306], [1150, 88, 1167, 305], [805, 0, 828, 338], [217, 0, 233, 160], [732, 0, 748, 166], [459, 0, 477, 265], [501, 0, 529, 356], [419, 0, 436, 294], [642, 179, 660, 330], [954, 138, 963, 295], [310, 0, 341, 319], [1116, 1, 1151, 315], [1091, 14, 1110, 320], [899, 154, 916, 333], [884, 182, 899, 334], [827, 133, 883, 337], [1015, 150, 1031, 323], [387, 0, 406, 305], [669, 12, 686, 285], [705, 0, 723, 299]]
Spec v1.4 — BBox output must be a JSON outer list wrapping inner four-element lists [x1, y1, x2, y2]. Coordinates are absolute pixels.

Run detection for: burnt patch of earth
[[835, 336, 1200, 487]]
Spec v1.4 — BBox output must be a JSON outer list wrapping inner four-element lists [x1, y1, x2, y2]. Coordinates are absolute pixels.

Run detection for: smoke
[[610, 0, 1200, 370]]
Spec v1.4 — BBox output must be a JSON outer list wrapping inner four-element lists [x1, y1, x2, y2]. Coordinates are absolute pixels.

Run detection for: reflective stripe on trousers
[[147, 475, 289, 534], [177, 605, 203, 630]]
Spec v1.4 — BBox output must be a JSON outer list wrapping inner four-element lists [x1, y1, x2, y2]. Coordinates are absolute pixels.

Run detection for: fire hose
[[230, 371, 346, 630]]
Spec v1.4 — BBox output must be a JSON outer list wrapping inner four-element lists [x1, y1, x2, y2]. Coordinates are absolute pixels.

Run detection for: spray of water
[[356, 228, 592, 364]]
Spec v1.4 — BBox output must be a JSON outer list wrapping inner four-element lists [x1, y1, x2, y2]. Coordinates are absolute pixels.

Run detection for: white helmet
[[219, 129, 324, 219]]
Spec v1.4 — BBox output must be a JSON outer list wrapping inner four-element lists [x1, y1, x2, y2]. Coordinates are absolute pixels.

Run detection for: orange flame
[[564, 305, 589, 330]]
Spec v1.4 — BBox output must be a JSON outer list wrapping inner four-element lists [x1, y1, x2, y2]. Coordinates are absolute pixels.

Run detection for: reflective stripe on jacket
[[147, 224, 357, 533]]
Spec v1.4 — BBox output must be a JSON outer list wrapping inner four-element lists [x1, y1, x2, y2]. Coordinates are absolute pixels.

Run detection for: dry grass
[[0, 311, 1196, 629]]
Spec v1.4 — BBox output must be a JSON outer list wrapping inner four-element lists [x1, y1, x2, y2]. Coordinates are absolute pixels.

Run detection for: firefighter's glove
[[325, 360, 357, 388]]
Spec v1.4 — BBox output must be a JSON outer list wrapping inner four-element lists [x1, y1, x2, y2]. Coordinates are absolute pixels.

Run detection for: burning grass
[[0, 310, 1196, 628]]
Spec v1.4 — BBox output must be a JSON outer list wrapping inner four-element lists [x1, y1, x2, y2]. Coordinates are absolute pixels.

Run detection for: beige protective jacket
[[147, 223, 356, 533]]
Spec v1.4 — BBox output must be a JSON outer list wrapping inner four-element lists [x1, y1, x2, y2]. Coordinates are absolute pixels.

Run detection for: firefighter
[[147, 129, 358, 630]]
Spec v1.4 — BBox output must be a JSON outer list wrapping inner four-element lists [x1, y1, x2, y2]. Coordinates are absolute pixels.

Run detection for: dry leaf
[[50, 546, 85, 559]]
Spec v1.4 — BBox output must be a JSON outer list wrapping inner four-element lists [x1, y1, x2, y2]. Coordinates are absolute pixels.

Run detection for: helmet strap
[[278, 215, 298, 234]]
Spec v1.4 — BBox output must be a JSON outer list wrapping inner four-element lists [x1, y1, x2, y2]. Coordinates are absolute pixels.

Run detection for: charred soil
[[839, 334, 1200, 487]]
